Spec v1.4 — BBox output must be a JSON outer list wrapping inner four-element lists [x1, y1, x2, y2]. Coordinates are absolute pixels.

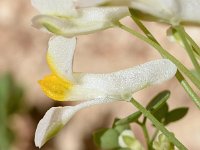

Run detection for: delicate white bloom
[[35, 36, 177, 147], [31, 0, 129, 37], [153, 133, 175, 150], [95, 0, 200, 25], [118, 130, 144, 150]]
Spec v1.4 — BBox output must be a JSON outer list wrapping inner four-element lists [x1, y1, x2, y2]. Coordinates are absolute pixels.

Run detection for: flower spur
[[31, 0, 129, 37], [94, 0, 200, 26]]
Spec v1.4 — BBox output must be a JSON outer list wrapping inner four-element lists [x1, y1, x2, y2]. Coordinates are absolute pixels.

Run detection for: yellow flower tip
[[38, 74, 73, 101]]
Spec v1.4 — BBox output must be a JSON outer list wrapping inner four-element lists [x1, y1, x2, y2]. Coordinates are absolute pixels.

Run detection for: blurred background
[[0, 0, 200, 150]]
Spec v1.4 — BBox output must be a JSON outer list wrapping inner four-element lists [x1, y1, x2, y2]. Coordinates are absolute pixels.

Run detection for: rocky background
[[0, 0, 200, 150]]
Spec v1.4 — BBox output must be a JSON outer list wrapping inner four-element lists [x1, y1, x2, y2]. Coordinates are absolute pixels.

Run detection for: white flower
[[95, 0, 200, 25], [31, 0, 129, 37], [35, 36, 177, 147], [153, 133, 175, 150], [118, 130, 144, 150]]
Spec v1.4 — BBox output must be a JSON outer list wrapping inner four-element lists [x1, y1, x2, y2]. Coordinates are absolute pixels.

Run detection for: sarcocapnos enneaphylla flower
[[118, 130, 144, 150], [94, 0, 200, 26], [35, 36, 177, 148], [31, 0, 129, 37]]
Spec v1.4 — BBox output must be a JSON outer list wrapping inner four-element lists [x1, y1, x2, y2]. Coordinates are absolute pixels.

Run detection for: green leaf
[[114, 124, 130, 134], [146, 90, 170, 113], [93, 128, 119, 149], [153, 103, 169, 122], [115, 111, 142, 126], [7, 85, 24, 115], [0, 73, 24, 116], [165, 107, 189, 125], [0, 73, 24, 150], [0, 74, 11, 103], [112, 118, 130, 134]]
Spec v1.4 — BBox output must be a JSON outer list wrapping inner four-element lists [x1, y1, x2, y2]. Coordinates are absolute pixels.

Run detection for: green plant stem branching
[[130, 98, 188, 150], [175, 26, 200, 75], [116, 19, 200, 108], [150, 129, 159, 146], [184, 31, 200, 56], [137, 120, 151, 149], [126, 9, 200, 108]]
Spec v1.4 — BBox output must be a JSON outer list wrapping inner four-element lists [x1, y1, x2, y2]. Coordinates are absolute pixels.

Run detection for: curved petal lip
[[35, 98, 114, 148], [32, 15, 113, 37], [32, 7, 129, 37]]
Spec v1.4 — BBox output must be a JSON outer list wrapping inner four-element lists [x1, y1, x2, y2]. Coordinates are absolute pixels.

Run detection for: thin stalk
[[130, 98, 188, 150], [176, 71, 200, 108], [137, 121, 151, 149], [150, 129, 159, 145], [175, 26, 200, 75], [194, 51, 200, 60], [115, 111, 141, 125], [117, 23, 200, 108], [129, 9, 159, 45], [184, 32, 200, 56], [142, 124, 151, 149], [126, 11, 200, 108], [126, 12, 200, 108]]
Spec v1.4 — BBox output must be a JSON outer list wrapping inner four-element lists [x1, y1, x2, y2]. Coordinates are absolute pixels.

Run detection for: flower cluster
[[31, 0, 178, 148]]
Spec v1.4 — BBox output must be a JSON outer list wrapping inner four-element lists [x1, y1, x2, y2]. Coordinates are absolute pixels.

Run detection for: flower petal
[[47, 36, 76, 81], [179, 0, 200, 24], [132, 0, 180, 24], [32, 7, 129, 37], [38, 74, 73, 101], [76, 59, 177, 100], [96, 0, 200, 25], [31, 0, 77, 16], [118, 130, 144, 150], [34, 98, 114, 148], [46, 36, 177, 101], [97, 0, 180, 24]]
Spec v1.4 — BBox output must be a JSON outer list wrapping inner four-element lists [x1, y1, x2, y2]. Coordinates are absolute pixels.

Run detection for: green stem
[[115, 111, 142, 125], [128, 9, 200, 106], [194, 51, 200, 60], [117, 22, 200, 108], [142, 124, 151, 149], [176, 71, 200, 108], [184, 32, 200, 56], [137, 121, 151, 149], [175, 26, 200, 75], [150, 129, 159, 145], [130, 98, 188, 150], [129, 9, 159, 45], [143, 116, 147, 124], [117, 23, 200, 89]]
